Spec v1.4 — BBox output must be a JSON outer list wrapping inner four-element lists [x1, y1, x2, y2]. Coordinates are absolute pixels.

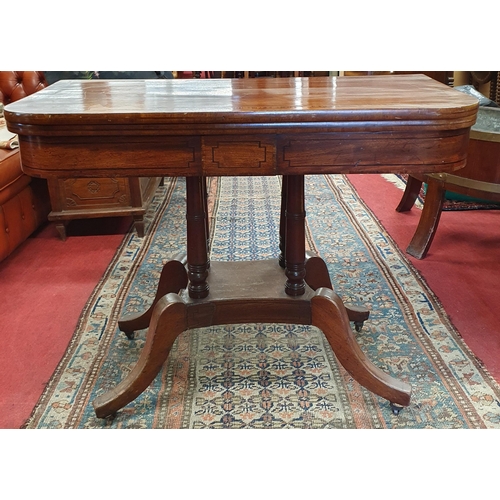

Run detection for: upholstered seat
[[0, 71, 50, 262], [0, 71, 48, 104]]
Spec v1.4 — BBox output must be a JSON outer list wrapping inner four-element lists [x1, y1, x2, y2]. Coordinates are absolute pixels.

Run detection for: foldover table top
[[5, 75, 479, 180], [5, 74, 477, 127]]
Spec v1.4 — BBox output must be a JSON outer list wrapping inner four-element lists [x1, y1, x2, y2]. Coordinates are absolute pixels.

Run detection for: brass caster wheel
[[124, 331, 135, 340], [390, 403, 404, 415], [354, 321, 364, 332]]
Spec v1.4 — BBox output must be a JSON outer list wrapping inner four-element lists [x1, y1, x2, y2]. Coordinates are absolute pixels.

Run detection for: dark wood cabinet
[[47, 175, 162, 240]]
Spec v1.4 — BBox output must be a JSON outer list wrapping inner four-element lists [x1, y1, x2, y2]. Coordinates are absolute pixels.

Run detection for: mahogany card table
[[5, 75, 478, 418]]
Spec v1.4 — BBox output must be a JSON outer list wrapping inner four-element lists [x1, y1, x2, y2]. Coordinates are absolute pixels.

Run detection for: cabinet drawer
[[57, 177, 131, 210]]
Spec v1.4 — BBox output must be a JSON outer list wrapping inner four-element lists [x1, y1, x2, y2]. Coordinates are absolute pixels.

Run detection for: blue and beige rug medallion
[[24, 175, 500, 428]]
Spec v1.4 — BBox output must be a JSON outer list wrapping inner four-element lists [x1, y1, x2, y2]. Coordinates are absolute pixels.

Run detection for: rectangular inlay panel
[[202, 136, 276, 175]]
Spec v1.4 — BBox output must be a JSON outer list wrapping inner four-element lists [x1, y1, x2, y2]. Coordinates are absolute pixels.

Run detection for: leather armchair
[[0, 71, 48, 104], [0, 71, 50, 262]]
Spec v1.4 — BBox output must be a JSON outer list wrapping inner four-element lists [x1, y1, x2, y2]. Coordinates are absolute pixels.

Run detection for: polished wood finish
[[6, 76, 477, 178], [4, 76, 478, 418]]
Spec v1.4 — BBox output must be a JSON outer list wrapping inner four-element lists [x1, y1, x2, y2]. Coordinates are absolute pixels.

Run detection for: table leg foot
[[390, 402, 404, 415], [118, 255, 188, 337], [311, 287, 411, 407], [93, 293, 188, 418], [406, 179, 445, 260], [349, 305, 370, 332], [305, 252, 370, 330]]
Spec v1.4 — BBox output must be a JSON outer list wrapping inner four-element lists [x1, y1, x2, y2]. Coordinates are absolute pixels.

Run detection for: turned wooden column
[[279, 176, 288, 269], [284, 175, 306, 296], [186, 176, 209, 299], [203, 176, 210, 269]]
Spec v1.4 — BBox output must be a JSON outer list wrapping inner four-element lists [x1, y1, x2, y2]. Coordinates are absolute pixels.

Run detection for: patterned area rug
[[24, 175, 500, 428]]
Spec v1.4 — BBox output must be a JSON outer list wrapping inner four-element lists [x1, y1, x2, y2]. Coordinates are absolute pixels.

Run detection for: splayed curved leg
[[305, 253, 370, 330], [93, 293, 188, 418], [311, 287, 411, 407], [406, 179, 445, 259], [118, 255, 188, 338], [395, 175, 424, 212]]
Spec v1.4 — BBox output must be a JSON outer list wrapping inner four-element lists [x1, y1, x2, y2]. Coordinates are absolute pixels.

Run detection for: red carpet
[[0, 217, 131, 428], [1, 175, 499, 428]]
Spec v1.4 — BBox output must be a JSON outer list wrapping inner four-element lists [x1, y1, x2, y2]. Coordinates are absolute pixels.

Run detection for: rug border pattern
[[332, 174, 500, 427]]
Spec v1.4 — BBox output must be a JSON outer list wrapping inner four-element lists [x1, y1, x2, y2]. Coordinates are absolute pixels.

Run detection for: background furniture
[[176, 71, 331, 79], [395, 77, 500, 259], [0, 71, 50, 262], [343, 71, 454, 86], [43, 71, 174, 84], [1, 71, 164, 241], [47, 176, 162, 240]]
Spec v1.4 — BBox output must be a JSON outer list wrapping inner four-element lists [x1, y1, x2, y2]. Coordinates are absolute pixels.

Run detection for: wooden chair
[[396, 99, 500, 259]]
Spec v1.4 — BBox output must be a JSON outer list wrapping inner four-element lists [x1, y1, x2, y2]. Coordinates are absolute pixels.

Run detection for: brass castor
[[390, 402, 404, 415]]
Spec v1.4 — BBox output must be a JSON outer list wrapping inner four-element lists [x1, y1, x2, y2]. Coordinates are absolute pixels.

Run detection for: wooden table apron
[[5, 76, 479, 418]]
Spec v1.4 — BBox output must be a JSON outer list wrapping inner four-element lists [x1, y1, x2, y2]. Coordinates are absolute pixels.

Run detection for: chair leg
[[406, 179, 446, 259], [396, 175, 423, 212]]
